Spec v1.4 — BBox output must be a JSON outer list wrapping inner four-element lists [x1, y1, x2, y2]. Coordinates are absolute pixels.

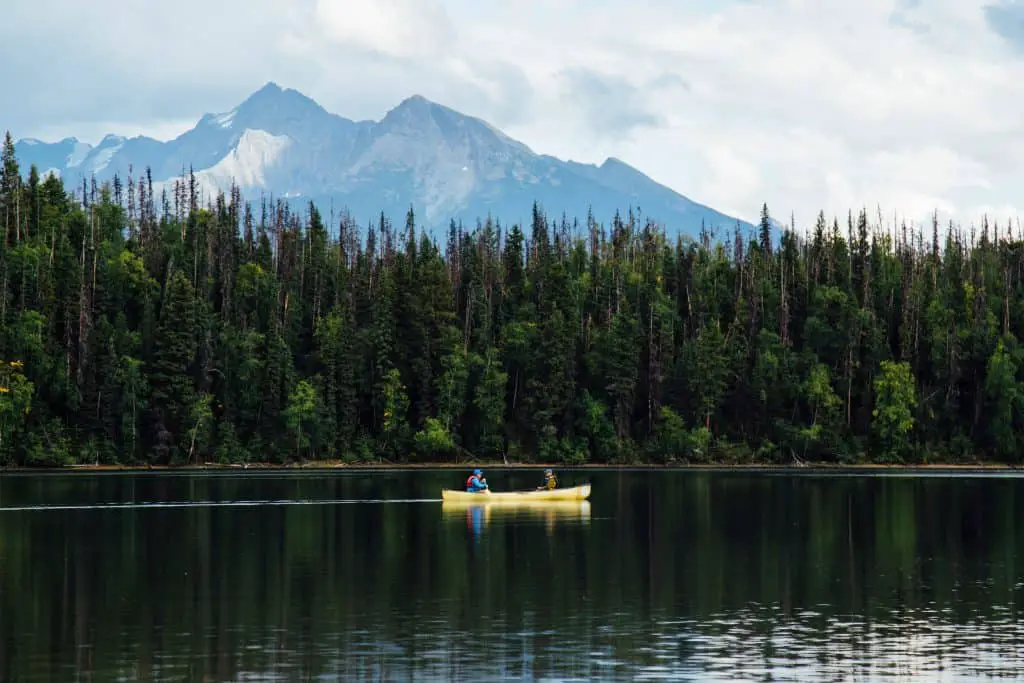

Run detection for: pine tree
[[4, 140, 1024, 467], [148, 271, 198, 462]]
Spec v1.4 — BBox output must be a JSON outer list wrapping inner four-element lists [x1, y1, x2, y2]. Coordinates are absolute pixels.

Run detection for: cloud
[[557, 68, 663, 139], [314, 0, 457, 60], [0, 0, 296, 136], [890, 0, 931, 32], [4, 0, 1024, 229]]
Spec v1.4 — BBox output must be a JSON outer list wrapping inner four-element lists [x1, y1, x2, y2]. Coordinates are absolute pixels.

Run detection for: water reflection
[[1, 470, 1023, 682], [441, 499, 592, 540]]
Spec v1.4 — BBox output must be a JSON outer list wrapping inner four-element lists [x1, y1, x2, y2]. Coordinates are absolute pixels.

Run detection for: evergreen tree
[[148, 271, 198, 462], [1, 140, 1024, 466]]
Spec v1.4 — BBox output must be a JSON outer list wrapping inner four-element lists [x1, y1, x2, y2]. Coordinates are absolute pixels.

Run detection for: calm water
[[0, 469, 1023, 681]]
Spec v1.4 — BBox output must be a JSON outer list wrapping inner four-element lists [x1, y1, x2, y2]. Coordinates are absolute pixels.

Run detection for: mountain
[[14, 82, 759, 236]]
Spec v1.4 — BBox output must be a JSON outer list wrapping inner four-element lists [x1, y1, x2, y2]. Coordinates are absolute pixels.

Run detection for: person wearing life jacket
[[537, 468, 557, 490], [466, 469, 488, 493]]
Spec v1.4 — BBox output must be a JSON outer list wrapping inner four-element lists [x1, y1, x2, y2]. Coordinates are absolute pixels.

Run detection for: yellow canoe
[[440, 483, 591, 503]]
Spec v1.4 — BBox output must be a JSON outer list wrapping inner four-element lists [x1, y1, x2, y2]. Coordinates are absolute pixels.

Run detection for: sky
[[4, 0, 1024, 230]]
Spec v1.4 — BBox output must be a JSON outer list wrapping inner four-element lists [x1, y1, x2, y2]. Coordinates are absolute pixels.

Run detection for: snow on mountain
[[13, 137, 93, 177], [86, 135, 126, 174], [13, 82, 758, 236], [212, 109, 237, 129], [66, 140, 92, 168], [196, 129, 291, 192]]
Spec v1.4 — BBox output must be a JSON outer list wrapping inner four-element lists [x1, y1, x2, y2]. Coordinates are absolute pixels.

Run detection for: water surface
[[0, 469, 1022, 681]]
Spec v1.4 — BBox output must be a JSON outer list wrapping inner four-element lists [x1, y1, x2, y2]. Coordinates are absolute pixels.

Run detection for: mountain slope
[[14, 82, 758, 236]]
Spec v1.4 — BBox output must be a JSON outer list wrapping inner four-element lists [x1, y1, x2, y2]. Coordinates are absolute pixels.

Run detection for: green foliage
[[186, 392, 214, 464], [1, 143, 1024, 466], [22, 418, 73, 467], [149, 271, 198, 462], [649, 407, 712, 463], [578, 391, 616, 462], [414, 417, 456, 458], [799, 363, 842, 461], [284, 380, 320, 460], [983, 336, 1024, 462], [0, 361, 33, 463], [436, 330, 469, 433], [872, 360, 918, 462], [470, 348, 507, 459], [378, 368, 410, 460]]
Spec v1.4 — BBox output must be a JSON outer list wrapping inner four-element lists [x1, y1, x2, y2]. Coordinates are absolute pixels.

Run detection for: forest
[[0, 131, 1022, 467]]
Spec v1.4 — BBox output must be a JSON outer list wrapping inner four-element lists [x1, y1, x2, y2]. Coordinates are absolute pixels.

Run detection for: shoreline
[[1, 460, 1021, 474]]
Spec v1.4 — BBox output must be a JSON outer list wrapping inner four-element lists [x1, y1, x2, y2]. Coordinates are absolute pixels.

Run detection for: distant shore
[[2, 460, 1021, 474]]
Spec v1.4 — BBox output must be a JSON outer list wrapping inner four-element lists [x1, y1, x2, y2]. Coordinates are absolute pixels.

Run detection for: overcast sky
[[4, 0, 1024, 228]]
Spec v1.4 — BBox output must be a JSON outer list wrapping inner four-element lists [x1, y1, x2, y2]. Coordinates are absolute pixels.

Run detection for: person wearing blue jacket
[[465, 469, 489, 492]]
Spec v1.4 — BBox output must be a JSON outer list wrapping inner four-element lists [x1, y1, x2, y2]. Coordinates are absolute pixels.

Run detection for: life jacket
[[466, 475, 477, 489]]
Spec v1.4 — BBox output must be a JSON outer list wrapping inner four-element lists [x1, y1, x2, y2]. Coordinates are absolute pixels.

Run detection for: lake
[[0, 468, 1022, 681]]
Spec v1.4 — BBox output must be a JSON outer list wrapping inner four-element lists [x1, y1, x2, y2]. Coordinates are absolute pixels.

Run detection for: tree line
[[0, 131, 1021, 466]]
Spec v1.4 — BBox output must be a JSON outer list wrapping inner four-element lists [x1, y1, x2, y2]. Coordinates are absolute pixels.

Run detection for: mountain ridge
[[14, 82, 759, 236]]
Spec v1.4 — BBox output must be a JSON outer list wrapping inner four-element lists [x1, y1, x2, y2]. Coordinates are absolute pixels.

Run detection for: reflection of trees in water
[[0, 471, 1021, 680], [444, 500, 592, 542]]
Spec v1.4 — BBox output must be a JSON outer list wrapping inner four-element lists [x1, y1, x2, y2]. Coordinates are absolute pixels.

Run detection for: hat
[[473, 469, 483, 476]]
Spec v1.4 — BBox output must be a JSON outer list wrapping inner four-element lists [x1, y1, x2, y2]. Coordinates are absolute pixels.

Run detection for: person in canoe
[[537, 468, 557, 490], [465, 469, 489, 493]]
